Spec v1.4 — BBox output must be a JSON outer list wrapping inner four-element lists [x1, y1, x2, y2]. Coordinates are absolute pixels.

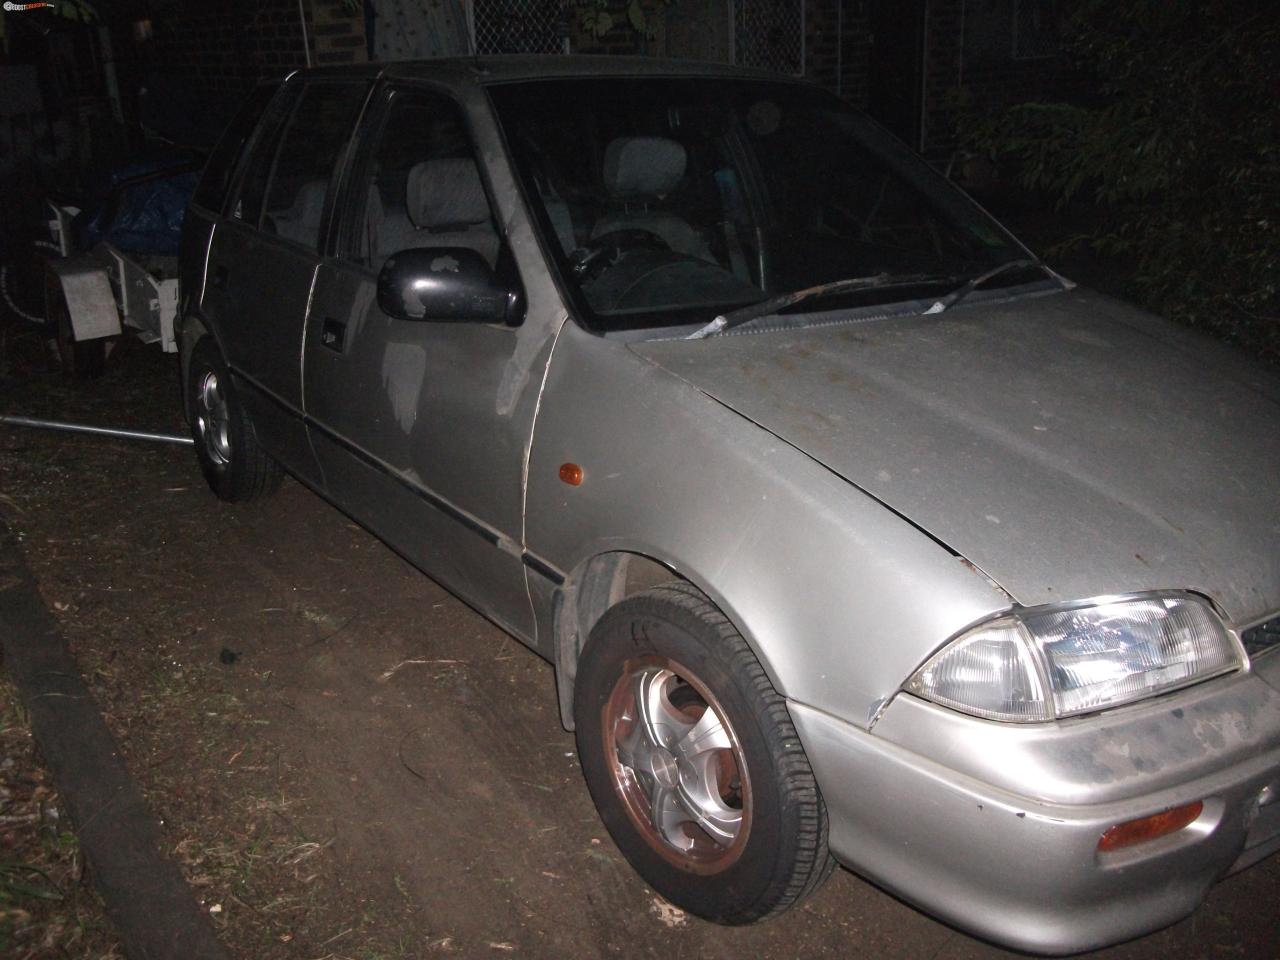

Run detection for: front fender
[[526, 322, 1011, 728]]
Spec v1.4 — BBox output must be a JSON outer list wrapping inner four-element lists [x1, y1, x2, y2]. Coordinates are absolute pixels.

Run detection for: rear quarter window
[[192, 82, 281, 214]]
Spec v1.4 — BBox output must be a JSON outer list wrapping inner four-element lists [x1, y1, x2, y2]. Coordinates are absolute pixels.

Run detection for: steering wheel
[[570, 229, 671, 284]]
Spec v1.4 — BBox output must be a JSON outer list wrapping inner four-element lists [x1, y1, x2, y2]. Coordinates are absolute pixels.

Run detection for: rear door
[[203, 78, 370, 484], [182, 81, 280, 313]]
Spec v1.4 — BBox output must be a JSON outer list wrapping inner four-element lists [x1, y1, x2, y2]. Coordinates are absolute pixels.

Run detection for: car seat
[[589, 137, 713, 263], [270, 179, 327, 247], [378, 157, 499, 267]]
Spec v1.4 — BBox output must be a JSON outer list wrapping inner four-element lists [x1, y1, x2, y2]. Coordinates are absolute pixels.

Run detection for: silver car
[[178, 57, 1280, 954]]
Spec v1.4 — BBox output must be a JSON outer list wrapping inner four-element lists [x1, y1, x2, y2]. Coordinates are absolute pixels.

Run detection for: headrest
[[407, 158, 490, 229], [286, 179, 327, 222], [602, 137, 686, 199]]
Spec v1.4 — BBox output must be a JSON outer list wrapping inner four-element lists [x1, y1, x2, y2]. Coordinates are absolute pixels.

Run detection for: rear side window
[[191, 83, 280, 214], [257, 81, 369, 251]]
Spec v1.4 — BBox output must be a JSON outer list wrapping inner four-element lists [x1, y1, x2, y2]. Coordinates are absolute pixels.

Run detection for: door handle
[[210, 265, 228, 288], [320, 318, 346, 353]]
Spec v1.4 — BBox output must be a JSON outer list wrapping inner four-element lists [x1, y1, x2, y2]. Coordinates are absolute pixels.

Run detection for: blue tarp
[[73, 153, 200, 256]]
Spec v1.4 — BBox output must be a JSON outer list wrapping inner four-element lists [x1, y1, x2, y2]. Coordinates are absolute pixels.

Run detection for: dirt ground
[[1, 310, 1278, 960]]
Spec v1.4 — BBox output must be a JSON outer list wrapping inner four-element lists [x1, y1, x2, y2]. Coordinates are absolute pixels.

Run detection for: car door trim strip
[[228, 364, 567, 586], [229, 364, 501, 545], [520, 551, 565, 586]]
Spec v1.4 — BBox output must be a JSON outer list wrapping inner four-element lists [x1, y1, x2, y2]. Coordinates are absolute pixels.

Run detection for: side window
[[192, 82, 279, 214], [251, 82, 368, 250], [230, 81, 299, 228], [349, 92, 498, 270]]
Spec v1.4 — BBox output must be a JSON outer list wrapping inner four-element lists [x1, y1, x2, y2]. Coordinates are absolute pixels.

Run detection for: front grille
[[1241, 615, 1280, 658]]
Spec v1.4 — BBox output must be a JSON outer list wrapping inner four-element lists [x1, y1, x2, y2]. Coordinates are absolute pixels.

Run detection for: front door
[[301, 88, 536, 640]]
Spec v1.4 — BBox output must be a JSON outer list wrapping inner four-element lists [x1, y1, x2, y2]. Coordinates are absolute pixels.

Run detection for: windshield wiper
[[686, 272, 939, 340], [922, 259, 1056, 315]]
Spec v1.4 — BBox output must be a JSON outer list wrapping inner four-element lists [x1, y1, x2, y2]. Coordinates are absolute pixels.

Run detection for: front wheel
[[574, 581, 834, 924]]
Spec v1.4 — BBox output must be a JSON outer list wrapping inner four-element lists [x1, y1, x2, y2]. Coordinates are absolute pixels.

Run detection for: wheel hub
[[195, 370, 232, 467], [602, 657, 751, 874], [640, 743, 680, 789]]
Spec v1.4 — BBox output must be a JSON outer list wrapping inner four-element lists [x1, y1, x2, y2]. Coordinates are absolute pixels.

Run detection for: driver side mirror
[[376, 247, 522, 324]]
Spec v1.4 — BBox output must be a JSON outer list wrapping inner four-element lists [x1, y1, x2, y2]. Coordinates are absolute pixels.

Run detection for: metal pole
[[465, 0, 477, 55], [0, 414, 193, 446]]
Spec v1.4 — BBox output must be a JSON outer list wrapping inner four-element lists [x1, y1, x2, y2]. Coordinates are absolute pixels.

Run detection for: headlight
[[905, 592, 1243, 722]]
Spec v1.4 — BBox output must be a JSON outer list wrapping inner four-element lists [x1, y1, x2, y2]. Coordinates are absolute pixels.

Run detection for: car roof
[[294, 54, 805, 88]]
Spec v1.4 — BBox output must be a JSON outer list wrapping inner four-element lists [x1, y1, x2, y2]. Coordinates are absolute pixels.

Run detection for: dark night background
[[3, 0, 1274, 358]]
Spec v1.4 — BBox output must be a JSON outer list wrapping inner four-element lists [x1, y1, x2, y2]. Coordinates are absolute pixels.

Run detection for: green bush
[[967, 0, 1278, 361]]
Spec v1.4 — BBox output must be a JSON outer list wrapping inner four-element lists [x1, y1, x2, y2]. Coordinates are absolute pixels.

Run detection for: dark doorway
[[867, 0, 928, 149]]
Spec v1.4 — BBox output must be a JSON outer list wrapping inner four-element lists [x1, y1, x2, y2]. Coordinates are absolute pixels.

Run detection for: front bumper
[[790, 659, 1280, 955]]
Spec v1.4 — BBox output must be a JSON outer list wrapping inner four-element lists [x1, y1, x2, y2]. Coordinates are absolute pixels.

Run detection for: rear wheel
[[574, 581, 834, 924], [186, 337, 282, 502]]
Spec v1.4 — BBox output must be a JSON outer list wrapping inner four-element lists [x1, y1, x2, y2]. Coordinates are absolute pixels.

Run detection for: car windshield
[[489, 77, 1032, 335]]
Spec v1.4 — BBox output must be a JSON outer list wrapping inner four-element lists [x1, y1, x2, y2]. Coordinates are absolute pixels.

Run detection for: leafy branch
[[964, 0, 1279, 360], [571, 0, 674, 41]]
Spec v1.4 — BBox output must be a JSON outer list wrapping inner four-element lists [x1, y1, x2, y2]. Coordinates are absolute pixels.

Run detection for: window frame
[[485, 75, 1034, 338], [191, 81, 281, 216], [223, 79, 299, 227], [327, 81, 502, 273], [226, 77, 373, 255]]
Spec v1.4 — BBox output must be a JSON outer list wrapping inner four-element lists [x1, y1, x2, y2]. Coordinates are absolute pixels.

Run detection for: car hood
[[631, 288, 1280, 624]]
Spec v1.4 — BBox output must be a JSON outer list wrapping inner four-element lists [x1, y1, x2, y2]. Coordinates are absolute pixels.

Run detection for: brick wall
[[655, 0, 730, 64], [800, 0, 967, 160], [145, 0, 365, 101], [804, 0, 868, 104], [146, 0, 307, 99], [312, 1, 370, 66], [140, 0, 1081, 163], [960, 55, 1090, 119], [960, 2, 1091, 119], [944, 0, 1089, 164], [920, 0, 965, 163], [800, 0, 1085, 165]]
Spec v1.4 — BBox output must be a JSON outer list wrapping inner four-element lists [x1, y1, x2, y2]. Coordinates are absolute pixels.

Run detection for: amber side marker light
[[559, 462, 584, 486], [1098, 800, 1204, 853]]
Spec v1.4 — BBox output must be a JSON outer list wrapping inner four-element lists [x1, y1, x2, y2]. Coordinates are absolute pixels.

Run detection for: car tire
[[186, 337, 282, 502], [574, 581, 835, 924]]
